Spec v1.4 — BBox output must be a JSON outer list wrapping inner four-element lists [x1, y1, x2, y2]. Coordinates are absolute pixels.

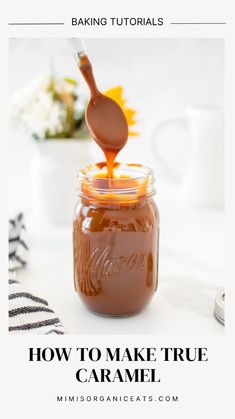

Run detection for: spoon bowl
[[86, 93, 128, 151]]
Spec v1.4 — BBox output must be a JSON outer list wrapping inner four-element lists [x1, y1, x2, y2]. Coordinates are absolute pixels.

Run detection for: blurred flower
[[11, 77, 138, 140], [11, 75, 88, 140], [104, 86, 138, 136]]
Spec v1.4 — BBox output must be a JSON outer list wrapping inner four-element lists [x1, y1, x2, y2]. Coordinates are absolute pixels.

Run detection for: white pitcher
[[151, 106, 224, 208]]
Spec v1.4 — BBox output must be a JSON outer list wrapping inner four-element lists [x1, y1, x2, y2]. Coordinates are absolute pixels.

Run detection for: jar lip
[[79, 162, 154, 183], [78, 162, 156, 203]]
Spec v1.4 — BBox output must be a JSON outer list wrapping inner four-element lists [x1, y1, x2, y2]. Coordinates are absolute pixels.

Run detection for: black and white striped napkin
[[9, 213, 65, 335], [9, 212, 28, 271]]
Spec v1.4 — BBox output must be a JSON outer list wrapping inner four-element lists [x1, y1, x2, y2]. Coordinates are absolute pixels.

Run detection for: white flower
[[11, 75, 68, 138]]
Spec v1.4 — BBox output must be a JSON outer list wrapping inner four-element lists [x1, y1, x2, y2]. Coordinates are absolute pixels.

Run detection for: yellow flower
[[104, 86, 138, 136]]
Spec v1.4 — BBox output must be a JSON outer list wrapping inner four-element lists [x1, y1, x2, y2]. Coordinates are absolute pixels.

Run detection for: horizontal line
[[8, 22, 65, 26], [9, 292, 49, 306], [171, 22, 226, 25], [9, 305, 54, 318], [9, 317, 61, 332]]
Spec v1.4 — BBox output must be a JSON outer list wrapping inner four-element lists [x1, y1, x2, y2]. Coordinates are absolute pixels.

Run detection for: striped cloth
[[9, 213, 65, 335], [9, 212, 28, 271]]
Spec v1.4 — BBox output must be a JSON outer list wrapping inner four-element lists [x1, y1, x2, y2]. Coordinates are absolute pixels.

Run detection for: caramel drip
[[78, 54, 128, 178]]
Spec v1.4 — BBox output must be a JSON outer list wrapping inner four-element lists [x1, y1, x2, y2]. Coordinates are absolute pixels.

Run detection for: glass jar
[[73, 163, 160, 317]]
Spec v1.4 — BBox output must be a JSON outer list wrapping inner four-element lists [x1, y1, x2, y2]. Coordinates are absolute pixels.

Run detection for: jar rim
[[80, 162, 153, 181], [78, 162, 156, 203]]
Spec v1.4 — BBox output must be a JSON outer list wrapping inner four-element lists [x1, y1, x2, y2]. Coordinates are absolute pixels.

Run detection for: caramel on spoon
[[68, 39, 128, 177]]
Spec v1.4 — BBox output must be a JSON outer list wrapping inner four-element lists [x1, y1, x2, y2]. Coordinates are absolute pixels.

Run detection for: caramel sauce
[[72, 47, 160, 317], [73, 192, 159, 315], [73, 162, 159, 316], [79, 54, 128, 177], [80, 162, 151, 205]]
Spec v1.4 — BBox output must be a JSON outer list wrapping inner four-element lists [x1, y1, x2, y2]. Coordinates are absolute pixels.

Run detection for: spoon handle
[[68, 38, 86, 64]]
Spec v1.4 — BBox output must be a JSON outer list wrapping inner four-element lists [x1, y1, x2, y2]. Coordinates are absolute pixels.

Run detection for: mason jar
[[73, 163, 160, 317]]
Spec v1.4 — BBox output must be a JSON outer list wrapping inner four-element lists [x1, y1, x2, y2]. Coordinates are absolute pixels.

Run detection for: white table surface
[[17, 201, 224, 335]]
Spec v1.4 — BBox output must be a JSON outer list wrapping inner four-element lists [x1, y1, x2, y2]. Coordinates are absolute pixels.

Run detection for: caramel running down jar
[[73, 163, 160, 317]]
